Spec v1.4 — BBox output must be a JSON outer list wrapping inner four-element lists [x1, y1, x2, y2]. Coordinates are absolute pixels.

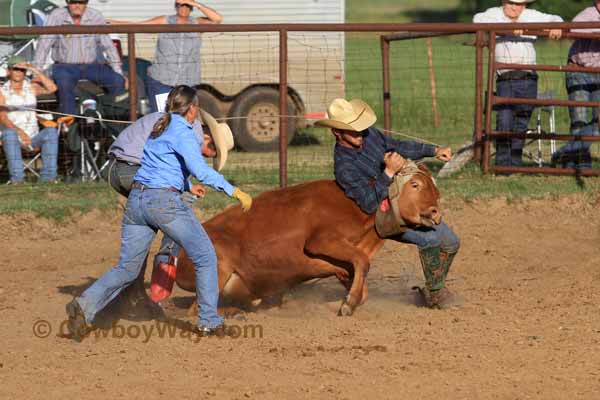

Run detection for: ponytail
[[149, 85, 200, 139], [150, 113, 172, 138]]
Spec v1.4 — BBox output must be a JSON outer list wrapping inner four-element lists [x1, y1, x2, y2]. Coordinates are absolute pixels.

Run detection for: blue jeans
[[1, 127, 58, 182], [146, 76, 173, 112], [52, 63, 125, 115], [76, 187, 223, 328], [559, 71, 600, 154], [495, 77, 538, 166], [145, 75, 173, 113], [105, 158, 194, 264], [398, 222, 460, 252]]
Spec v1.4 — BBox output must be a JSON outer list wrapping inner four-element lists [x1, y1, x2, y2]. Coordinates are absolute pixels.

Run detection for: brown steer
[[175, 165, 440, 316]]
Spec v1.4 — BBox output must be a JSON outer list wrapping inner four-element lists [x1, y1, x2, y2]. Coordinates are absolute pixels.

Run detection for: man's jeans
[[495, 76, 538, 166], [1, 127, 58, 182], [52, 63, 125, 115], [77, 187, 223, 328], [145, 75, 173, 113], [559, 71, 600, 154], [105, 158, 194, 263], [398, 222, 460, 253]]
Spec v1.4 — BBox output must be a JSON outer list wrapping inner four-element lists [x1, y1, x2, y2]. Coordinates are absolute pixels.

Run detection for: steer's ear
[[416, 163, 432, 176]]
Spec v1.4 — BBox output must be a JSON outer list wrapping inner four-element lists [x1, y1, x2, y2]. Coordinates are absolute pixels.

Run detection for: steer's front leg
[[305, 235, 370, 316]]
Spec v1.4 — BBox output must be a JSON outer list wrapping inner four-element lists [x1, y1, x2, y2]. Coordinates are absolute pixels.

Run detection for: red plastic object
[[150, 257, 177, 303], [379, 198, 390, 212]]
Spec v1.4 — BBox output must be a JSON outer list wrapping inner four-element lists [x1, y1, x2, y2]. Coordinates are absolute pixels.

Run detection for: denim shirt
[[134, 113, 234, 195], [108, 112, 203, 165], [148, 15, 202, 86], [334, 127, 437, 214]]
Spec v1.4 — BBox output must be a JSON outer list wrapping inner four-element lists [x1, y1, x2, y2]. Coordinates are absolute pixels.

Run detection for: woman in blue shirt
[[65, 85, 252, 341]]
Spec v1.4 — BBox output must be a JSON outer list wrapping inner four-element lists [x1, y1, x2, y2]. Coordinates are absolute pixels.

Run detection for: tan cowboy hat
[[314, 98, 377, 132], [199, 109, 234, 171]]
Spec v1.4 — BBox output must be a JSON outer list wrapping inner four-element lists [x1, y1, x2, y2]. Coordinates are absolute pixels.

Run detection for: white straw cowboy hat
[[199, 109, 234, 171], [314, 98, 377, 132]]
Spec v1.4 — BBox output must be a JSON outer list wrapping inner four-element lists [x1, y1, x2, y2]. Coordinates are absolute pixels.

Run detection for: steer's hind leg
[[299, 256, 351, 285], [305, 235, 370, 316]]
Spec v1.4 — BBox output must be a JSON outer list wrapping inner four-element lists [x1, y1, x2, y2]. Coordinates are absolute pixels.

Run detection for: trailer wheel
[[196, 89, 222, 119], [229, 87, 296, 152]]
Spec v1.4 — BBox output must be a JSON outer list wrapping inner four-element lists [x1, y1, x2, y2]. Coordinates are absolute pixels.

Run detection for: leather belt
[[131, 181, 181, 193], [497, 70, 538, 81]]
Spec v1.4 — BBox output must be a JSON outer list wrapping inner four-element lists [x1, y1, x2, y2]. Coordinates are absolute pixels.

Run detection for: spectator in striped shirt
[[316, 98, 461, 309], [553, 0, 600, 169], [33, 0, 127, 117]]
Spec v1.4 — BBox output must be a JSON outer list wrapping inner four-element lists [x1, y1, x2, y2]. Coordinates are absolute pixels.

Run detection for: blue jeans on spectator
[[52, 63, 125, 115], [399, 222, 460, 253], [76, 187, 223, 329], [558, 71, 600, 158], [146, 75, 173, 113], [1, 127, 59, 183], [495, 76, 538, 167]]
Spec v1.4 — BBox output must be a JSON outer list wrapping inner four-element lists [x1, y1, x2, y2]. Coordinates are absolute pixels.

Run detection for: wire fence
[[1, 22, 600, 192]]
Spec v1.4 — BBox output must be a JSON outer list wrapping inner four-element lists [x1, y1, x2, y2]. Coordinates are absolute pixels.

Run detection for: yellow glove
[[232, 187, 252, 212]]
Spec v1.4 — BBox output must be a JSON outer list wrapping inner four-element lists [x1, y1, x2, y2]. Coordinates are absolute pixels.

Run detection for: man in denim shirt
[[316, 98, 461, 309]]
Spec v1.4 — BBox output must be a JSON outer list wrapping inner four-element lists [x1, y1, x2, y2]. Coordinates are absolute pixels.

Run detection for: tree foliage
[[462, 0, 592, 22]]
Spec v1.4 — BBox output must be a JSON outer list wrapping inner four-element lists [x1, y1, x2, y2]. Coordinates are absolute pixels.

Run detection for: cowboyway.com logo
[[32, 319, 264, 342]]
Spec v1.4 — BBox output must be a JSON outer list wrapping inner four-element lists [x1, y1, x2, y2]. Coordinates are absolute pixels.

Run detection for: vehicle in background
[[91, 0, 346, 151]]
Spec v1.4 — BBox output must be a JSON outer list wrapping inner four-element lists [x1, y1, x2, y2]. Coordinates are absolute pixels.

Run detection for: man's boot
[[412, 246, 443, 308], [119, 259, 165, 321], [430, 251, 462, 309], [413, 247, 461, 309]]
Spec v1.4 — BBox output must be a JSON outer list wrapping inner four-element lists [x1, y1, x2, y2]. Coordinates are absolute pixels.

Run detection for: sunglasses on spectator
[[175, 3, 192, 9], [67, 0, 89, 4], [9, 67, 27, 73]]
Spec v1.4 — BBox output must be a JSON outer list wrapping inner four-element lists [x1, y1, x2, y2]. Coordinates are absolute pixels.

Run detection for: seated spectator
[[33, 0, 127, 117], [0, 56, 59, 184], [553, 0, 600, 169], [108, 0, 223, 112]]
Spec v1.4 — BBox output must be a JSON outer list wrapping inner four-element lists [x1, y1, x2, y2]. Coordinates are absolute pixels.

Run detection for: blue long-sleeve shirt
[[334, 127, 437, 215], [134, 113, 235, 196], [108, 112, 203, 165]]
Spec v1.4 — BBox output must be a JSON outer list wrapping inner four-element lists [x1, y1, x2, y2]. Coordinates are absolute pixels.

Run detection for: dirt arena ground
[[1, 194, 599, 400]]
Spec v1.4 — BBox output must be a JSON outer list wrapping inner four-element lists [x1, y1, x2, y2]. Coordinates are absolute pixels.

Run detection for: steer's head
[[394, 163, 441, 227]]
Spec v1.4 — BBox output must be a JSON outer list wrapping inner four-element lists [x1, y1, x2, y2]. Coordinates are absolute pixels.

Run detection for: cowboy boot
[[412, 246, 444, 308], [413, 247, 463, 309], [440, 251, 456, 282], [429, 251, 463, 309]]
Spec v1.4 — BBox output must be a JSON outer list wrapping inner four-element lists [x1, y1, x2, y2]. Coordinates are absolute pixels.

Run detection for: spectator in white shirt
[[474, 0, 563, 169]]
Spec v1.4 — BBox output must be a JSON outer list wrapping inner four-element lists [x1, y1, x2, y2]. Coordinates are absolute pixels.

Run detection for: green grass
[[346, 0, 462, 23], [2, 159, 598, 221], [0, 182, 119, 220]]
